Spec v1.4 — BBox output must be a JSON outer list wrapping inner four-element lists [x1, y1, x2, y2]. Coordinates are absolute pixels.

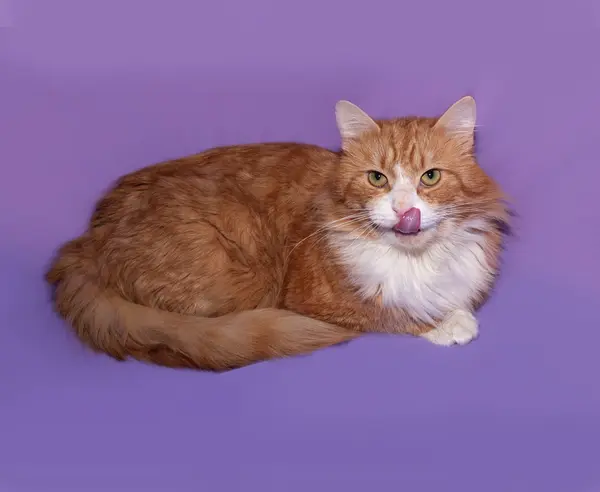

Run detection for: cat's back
[[92, 142, 337, 226], [115, 142, 336, 185]]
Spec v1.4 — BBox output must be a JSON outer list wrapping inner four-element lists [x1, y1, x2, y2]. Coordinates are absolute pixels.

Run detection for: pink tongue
[[395, 207, 421, 234]]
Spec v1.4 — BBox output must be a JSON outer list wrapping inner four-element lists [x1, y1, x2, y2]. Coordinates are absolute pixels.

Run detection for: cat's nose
[[393, 207, 421, 234]]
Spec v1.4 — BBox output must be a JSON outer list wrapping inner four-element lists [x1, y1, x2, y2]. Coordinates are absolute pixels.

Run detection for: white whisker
[[284, 212, 373, 262]]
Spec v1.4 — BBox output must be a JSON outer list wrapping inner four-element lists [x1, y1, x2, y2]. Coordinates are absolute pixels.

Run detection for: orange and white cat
[[46, 96, 509, 371]]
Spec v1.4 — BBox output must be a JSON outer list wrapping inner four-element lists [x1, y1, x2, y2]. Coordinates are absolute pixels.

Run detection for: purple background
[[1, 0, 599, 490]]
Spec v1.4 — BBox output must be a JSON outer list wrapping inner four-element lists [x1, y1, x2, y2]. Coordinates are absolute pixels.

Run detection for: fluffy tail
[[45, 242, 357, 371]]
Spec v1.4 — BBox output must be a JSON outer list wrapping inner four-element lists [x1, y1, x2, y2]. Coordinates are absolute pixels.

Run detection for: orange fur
[[46, 97, 509, 371]]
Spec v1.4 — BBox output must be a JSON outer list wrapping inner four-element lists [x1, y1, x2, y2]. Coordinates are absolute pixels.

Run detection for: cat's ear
[[434, 96, 476, 146], [335, 100, 379, 148]]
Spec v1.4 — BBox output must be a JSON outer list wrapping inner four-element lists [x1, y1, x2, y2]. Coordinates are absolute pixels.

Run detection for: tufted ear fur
[[335, 100, 380, 149], [434, 96, 476, 147]]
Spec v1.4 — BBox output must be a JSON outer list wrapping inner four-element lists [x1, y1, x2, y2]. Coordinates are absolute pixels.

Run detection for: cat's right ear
[[335, 100, 379, 149]]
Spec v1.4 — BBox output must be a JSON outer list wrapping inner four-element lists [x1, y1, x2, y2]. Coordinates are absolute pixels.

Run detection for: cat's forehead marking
[[384, 146, 396, 164], [389, 144, 434, 178], [392, 163, 415, 187]]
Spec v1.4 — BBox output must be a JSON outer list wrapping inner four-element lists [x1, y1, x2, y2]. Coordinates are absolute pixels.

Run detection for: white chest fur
[[332, 226, 494, 323]]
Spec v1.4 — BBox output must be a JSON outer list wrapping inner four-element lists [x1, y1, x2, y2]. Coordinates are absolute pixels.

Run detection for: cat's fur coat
[[46, 96, 509, 370]]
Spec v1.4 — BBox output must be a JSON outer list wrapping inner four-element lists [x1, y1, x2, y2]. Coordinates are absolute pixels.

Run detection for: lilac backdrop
[[1, 0, 599, 490]]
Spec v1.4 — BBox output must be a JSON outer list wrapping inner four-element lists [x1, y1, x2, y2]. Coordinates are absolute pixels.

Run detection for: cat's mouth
[[393, 226, 421, 236], [374, 222, 425, 237], [386, 223, 438, 248], [392, 207, 421, 235]]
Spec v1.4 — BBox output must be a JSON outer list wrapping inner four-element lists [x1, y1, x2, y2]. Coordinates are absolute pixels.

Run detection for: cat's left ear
[[434, 96, 476, 147], [335, 100, 379, 149]]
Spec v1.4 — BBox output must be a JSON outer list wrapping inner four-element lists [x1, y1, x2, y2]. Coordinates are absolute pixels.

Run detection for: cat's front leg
[[421, 309, 479, 346]]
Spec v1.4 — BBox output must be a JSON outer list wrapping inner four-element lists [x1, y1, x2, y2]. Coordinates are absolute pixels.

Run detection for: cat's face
[[332, 97, 506, 252]]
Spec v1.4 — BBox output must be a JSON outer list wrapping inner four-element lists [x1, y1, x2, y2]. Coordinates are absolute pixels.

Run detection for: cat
[[46, 96, 509, 371]]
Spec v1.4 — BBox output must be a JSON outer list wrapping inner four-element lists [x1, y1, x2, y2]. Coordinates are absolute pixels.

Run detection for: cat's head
[[331, 96, 508, 252]]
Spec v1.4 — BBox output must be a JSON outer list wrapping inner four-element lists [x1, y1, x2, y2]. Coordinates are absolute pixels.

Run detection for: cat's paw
[[421, 310, 479, 346]]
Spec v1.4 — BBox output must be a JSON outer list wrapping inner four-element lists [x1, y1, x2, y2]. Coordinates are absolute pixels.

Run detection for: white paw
[[421, 310, 479, 346]]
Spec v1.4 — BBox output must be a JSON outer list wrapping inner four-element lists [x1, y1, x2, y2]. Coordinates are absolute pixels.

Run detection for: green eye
[[367, 171, 388, 188], [420, 169, 441, 186]]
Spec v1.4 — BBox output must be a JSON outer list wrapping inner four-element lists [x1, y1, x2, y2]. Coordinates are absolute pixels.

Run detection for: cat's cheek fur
[[414, 197, 439, 231], [368, 194, 397, 228]]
